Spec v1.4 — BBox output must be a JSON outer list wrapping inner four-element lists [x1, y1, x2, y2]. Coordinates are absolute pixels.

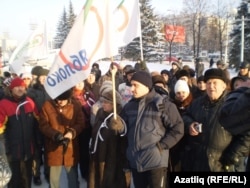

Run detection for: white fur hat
[[174, 80, 190, 94]]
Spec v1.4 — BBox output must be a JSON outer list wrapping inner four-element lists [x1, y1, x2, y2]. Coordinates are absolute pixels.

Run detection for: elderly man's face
[[206, 79, 226, 101]]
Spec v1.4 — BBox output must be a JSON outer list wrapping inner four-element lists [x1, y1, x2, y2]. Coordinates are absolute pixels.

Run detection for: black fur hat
[[204, 68, 227, 83]]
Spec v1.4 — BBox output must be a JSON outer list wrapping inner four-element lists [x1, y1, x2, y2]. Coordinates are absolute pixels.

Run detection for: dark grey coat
[[121, 89, 184, 172]]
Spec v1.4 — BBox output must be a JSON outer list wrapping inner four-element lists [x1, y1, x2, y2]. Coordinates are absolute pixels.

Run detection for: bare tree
[[212, 0, 236, 61], [162, 13, 182, 60], [183, 0, 210, 58]]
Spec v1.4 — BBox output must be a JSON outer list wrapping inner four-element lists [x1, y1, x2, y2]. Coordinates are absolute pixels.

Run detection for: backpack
[[154, 94, 171, 131]]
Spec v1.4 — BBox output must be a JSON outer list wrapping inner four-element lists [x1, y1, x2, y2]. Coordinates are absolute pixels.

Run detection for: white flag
[[9, 22, 47, 75], [114, 0, 141, 46], [44, 0, 141, 99]]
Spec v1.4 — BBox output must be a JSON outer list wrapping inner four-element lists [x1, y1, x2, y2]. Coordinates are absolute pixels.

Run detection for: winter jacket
[[182, 92, 248, 171], [219, 87, 250, 134], [39, 98, 85, 167], [121, 89, 184, 172], [219, 87, 250, 171], [0, 95, 39, 161]]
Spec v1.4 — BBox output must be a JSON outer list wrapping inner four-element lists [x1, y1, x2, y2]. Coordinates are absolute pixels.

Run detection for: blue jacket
[[121, 89, 184, 172]]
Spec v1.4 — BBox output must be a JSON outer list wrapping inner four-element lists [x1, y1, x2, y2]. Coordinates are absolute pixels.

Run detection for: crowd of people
[[0, 58, 250, 188]]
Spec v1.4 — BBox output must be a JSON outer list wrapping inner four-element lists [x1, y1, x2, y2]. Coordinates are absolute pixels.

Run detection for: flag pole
[[138, 2, 143, 61], [139, 32, 143, 61], [111, 62, 117, 120]]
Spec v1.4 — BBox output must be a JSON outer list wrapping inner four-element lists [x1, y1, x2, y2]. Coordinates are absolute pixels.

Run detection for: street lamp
[[240, 3, 250, 62], [232, 16, 250, 62], [241, 15, 245, 62]]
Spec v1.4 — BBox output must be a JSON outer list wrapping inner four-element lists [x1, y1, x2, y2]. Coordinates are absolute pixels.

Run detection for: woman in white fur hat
[[169, 79, 194, 173]]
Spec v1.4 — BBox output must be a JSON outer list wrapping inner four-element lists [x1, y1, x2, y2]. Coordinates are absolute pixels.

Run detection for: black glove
[[54, 132, 70, 154], [54, 132, 64, 144], [109, 115, 124, 133], [62, 138, 70, 154], [220, 153, 239, 166]]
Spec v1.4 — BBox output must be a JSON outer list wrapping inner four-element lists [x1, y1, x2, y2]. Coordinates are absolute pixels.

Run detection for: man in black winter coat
[[182, 68, 249, 172]]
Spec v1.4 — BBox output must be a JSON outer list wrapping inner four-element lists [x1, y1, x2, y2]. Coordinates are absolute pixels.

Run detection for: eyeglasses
[[23, 78, 31, 80]]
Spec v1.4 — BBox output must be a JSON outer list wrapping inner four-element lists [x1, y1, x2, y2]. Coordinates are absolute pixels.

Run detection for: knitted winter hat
[[204, 68, 227, 83], [99, 81, 113, 95], [100, 88, 122, 105], [174, 79, 190, 94], [131, 71, 153, 89], [9, 77, 26, 89]]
